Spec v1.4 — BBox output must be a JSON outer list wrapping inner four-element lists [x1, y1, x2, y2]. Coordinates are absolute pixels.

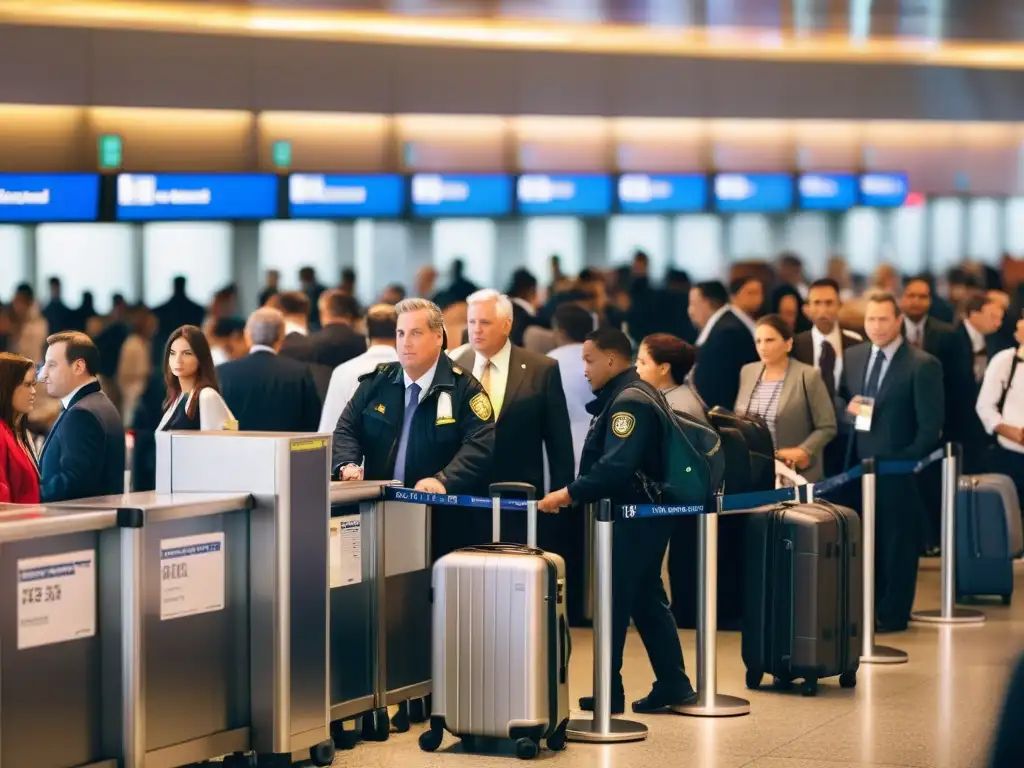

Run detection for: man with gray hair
[[334, 297, 497, 557], [217, 306, 322, 432]]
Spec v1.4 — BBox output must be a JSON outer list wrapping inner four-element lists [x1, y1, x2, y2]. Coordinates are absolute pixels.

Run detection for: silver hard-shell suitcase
[[418, 482, 570, 760]]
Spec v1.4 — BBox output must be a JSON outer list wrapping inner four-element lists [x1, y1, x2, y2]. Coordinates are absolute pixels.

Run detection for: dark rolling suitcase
[[742, 501, 862, 696], [956, 474, 1024, 605]]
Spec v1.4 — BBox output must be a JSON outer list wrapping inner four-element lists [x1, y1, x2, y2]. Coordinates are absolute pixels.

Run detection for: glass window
[[727, 214, 776, 261], [525, 217, 583, 287], [928, 198, 965, 275], [607, 215, 669, 280], [1005, 198, 1024, 256], [783, 213, 831, 279], [674, 215, 724, 281], [259, 221, 341, 292], [432, 219, 497, 290], [37, 224, 136, 313], [842, 207, 881, 276], [143, 222, 232, 309], [891, 204, 926, 275], [0, 225, 29, 301], [967, 198, 1002, 266]]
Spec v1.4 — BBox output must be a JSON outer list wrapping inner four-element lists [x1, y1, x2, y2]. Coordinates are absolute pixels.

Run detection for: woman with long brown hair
[[156, 325, 236, 432], [0, 353, 41, 503]]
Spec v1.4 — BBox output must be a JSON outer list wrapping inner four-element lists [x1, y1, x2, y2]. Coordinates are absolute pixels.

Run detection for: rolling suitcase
[[419, 482, 570, 760], [956, 474, 1024, 605], [742, 501, 862, 697]]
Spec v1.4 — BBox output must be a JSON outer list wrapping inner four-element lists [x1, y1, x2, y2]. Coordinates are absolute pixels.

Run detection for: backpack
[[624, 383, 726, 507]]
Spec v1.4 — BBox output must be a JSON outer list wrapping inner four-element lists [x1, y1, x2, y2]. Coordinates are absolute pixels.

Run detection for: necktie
[[393, 382, 421, 484], [481, 360, 502, 418], [819, 339, 837, 399], [864, 349, 885, 399]]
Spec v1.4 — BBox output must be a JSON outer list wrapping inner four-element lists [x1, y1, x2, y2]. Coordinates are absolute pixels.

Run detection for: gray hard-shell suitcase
[[418, 482, 571, 760], [956, 474, 1024, 604]]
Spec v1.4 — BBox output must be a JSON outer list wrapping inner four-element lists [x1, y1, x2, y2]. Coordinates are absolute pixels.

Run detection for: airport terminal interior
[[2, 1, 1024, 768]]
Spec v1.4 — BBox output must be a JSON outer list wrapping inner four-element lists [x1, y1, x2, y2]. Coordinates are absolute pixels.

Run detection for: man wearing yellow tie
[[454, 289, 576, 560]]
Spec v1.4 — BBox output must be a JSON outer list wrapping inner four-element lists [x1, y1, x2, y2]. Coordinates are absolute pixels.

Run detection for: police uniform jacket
[[332, 353, 496, 494], [567, 369, 665, 505]]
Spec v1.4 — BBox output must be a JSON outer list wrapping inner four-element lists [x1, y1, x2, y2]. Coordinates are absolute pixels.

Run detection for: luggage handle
[[489, 482, 538, 548]]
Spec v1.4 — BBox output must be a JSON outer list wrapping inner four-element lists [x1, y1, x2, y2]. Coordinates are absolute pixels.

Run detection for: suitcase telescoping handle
[[488, 482, 538, 548]]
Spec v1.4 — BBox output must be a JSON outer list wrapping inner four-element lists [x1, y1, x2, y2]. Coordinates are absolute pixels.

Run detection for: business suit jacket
[[791, 326, 864, 377], [951, 323, 992, 466], [903, 316, 963, 448], [280, 332, 332, 404], [218, 351, 321, 432], [40, 380, 126, 502], [694, 310, 758, 412], [735, 359, 837, 481], [309, 323, 367, 370]]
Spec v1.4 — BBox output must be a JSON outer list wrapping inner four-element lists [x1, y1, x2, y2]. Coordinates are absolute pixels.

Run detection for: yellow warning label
[[291, 438, 328, 452]]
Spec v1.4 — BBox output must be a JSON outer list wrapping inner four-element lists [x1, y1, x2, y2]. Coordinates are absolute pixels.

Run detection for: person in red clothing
[[0, 353, 40, 504]]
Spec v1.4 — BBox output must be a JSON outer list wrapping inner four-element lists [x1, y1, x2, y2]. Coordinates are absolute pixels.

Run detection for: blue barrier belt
[[812, 465, 864, 496], [720, 487, 800, 512], [382, 486, 528, 510]]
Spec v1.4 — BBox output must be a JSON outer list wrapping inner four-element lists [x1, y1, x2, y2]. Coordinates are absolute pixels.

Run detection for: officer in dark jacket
[[539, 328, 696, 716], [333, 298, 496, 557]]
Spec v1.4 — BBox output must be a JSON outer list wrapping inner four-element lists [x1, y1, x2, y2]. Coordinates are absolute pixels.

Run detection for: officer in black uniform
[[539, 327, 696, 715], [333, 297, 496, 557]]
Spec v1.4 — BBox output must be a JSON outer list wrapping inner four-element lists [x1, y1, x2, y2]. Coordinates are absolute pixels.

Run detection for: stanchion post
[[673, 496, 750, 717], [859, 458, 908, 664], [912, 443, 985, 626], [566, 500, 648, 743]]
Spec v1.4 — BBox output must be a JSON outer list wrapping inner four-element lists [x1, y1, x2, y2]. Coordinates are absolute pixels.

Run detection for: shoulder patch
[[469, 392, 493, 421], [611, 411, 636, 438], [358, 362, 395, 382]]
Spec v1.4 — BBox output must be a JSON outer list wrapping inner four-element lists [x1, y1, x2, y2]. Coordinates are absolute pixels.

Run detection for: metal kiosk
[[156, 431, 336, 766]]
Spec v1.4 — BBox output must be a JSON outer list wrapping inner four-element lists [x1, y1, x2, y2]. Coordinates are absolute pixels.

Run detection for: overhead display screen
[[0, 174, 100, 222], [713, 173, 794, 213], [289, 174, 404, 218], [859, 173, 909, 207], [116, 173, 278, 220], [517, 174, 613, 216], [797, 173, 858, 211], [410, 174, 513, 217], [617, 174, 707, 213]]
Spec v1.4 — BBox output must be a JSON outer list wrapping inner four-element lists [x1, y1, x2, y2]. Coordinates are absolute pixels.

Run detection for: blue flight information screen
[[0, 174, 100, 222], [714, 173, 794, 213], [289, 174, 404, 218], [516, 174, 613, 216], [617, 174, 707, 213], [411, 174, 513, 217], [797, 173, 858, 211], [116, 173, 278, 220], [859, 173, 909, 207]]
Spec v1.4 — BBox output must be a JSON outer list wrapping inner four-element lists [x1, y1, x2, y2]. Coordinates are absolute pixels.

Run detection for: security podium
[[155, 431, 335, 766]]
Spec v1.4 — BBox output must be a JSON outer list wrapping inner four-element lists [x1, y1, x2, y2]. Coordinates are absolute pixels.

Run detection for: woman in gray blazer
[[736, 314, 837, 481]]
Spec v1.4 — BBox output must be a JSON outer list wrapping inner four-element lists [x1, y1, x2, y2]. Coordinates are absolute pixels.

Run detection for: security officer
[[333, 297, 496, 557], [539, 327, 696, 715]]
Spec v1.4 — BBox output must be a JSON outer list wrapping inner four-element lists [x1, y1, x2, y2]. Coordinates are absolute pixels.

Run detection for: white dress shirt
[[977, 347, 1024, 454], [473, 339, 512, 418], [404, 358, 439, 404], [285, 321, 308, 337], [318, 344, 399, 433], [866, 336, 904, 392], [511, 297, 536, 317], [156, 388, 236, 431], [249, 344, 277, 356], [811, 324, 845, 389], [730, 306, 758, 337], [695, 304, 733, 346], [903, 317, 927, 347], [547, 342, 594, 475], [60, 380, 94, 410]]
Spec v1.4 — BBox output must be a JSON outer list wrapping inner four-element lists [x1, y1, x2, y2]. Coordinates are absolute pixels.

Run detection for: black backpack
[[624, 383, 726, 507]]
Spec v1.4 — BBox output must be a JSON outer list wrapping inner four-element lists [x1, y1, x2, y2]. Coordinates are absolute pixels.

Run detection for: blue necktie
[[864, 350, 885, 399], [393, 382, 421, 484]]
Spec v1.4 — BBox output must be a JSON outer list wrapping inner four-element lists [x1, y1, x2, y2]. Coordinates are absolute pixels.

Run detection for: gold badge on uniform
[[375, 403, 386, 414], [470, 392, 493, 421], [611, 412, 635, 438]]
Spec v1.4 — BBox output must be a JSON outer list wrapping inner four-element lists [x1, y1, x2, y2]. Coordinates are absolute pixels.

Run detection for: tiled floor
[[332, 564, 1024, 768]]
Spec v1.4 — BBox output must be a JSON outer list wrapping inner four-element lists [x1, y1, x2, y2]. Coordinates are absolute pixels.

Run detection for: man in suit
[[792, 278, 864, 476], [218, 307, 321, 432], [276, 290, 331, 402], [453, 289, 575, 549], [689, 281, 758, 411], [728, 276, 764, 335], [310, 290, 367, 370], [38, 331, 126, 502], [840, 292, 944, 632], [506, 268, 542, 347]]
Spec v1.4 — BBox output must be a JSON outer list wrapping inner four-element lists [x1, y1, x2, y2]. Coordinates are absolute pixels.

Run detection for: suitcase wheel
[[515, 737, 540, 760], [330, 718, 362, 751], [839, 671, 857, 689], [771, 676, 793, 691], [547, 721, 568, 752], [801, 678, 819, 697], [392, 701, 411, 733], [1002, 594, 1012, 606], [362, 708, 391, 742], [408, 695, 431, 723], [309, 740, 335, 767], [745, 670, 764, 690], [418, 726, 443, 753]]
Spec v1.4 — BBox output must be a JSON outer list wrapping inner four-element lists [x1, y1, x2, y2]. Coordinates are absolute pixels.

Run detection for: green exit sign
[[98, 134, 122, 170], [272, 140, 292, 169]]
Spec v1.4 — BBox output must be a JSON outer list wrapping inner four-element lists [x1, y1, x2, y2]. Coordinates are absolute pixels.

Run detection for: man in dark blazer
[[839, 292, 944, 632], [39, 331, 126, 502], [792, 278, 865, 477], [275, 290, 331, 403], [689, 281, 758, 411], [454, 289, 575, 551], [952, 294, 1006, 472], [506, 268, 542, 347], [310, 290, 367, 370], [218, 307, 321, 433]]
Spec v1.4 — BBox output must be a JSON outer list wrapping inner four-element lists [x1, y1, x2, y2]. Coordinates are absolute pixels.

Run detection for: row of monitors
[[0, 171, 910, 223]]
